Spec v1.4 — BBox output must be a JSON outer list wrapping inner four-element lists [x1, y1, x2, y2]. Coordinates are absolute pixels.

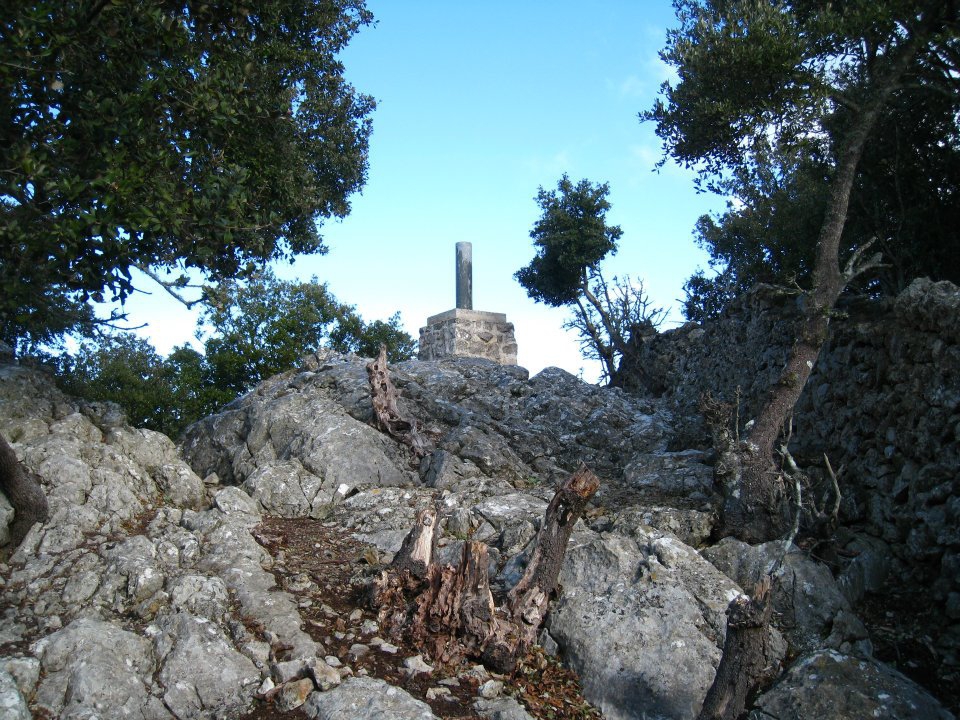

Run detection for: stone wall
[[623, 278, 960, 669], [418, 309, 518, 365]]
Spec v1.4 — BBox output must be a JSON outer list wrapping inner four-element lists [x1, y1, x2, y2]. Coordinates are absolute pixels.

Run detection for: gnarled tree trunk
[[370, 464, 600, 673], [0, 432, 48, 548]]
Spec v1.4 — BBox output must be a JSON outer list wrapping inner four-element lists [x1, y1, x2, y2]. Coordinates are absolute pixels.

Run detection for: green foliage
[[516, 176, 665, 383], [55, 335, 236, 439], [514, 175, 623, 307], [329, 312, 418, 363], [646, 1, 960, 320], [56, 334, 178, 434], [1, 0, 374, 350], [53, 272, 415, 438], [201, 270, 416, 395], [683, 85, 960, 321], [201, 270, 344, 395]]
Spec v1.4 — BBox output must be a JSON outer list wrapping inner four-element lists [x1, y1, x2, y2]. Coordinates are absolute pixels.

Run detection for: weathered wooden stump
[[697, 576, 777, 720], [366, 345, 430, 458], [369, 464, 600, 673]]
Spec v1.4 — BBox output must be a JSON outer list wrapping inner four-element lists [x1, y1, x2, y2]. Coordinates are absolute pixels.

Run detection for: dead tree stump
[[369, 464, 600, 673], [366, 345, 430, 458], [697, 576, 777, 720], [0, 432, 48, 548]]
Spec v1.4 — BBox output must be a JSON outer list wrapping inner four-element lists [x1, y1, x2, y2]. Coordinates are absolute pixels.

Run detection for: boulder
[[302, 676, 438, 719], [31, 618, 169, 719], [547, 527, 773, 720], [701, 538, 867, 654], [0, 668, 29, 720], [179, 376, 417, 511], [153, 611, 260, 718], [750, 649, 955, 719]]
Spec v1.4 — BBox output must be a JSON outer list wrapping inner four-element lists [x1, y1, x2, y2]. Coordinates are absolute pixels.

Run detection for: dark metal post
[[456, 242, 473, 310]]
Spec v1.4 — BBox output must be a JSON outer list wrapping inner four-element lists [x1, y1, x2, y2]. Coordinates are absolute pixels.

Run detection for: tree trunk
[[366, 345, 431, 458], [0, 432, 48, 548], [504, 464, 600, 647], [369, 464, 600, 673], [719, 40, 922, 542], [698, 577, 776, 720]]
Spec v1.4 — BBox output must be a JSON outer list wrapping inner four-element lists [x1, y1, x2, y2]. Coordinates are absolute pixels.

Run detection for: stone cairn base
[[418, 309, 517, 365]]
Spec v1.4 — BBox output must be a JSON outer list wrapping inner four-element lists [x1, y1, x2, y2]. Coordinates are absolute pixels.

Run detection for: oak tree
[[646, 0, 959, 541], [515, 175, 662, 383], [1, 0, 374, 351]]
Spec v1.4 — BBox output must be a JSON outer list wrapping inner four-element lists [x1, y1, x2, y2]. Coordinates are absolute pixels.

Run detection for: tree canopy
[[514, 175, 623, 307], [645, 1, 960, 321], [57, 271, 416, 438], [515, 175, 664, 383], [1, 0, 374, 351], [201, 270, 415, 397]]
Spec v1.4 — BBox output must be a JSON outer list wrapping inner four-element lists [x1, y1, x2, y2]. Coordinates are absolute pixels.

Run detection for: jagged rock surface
[[180, 353, 713, 513], [1, 353, 955, 719]]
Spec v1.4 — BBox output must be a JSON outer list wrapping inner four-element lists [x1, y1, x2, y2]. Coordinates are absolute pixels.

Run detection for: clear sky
[[119, 0, 725, 382]]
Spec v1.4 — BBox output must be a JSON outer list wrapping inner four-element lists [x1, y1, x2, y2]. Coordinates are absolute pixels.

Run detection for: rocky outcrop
[[546, 527, 778, 720], [701, 538, 870, 656], [1, 352, 955, 719], [181, 352, 711, 514]]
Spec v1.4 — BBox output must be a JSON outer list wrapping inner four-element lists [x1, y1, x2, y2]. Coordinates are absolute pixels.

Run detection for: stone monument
[[418, 242, 518, 365]]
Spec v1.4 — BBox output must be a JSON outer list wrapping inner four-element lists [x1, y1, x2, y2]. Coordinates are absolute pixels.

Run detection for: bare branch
[[134, 263, 207, 309], [842, 238, 887, 282], [822, 453, 842, 522], [772, 443, 803, 576]]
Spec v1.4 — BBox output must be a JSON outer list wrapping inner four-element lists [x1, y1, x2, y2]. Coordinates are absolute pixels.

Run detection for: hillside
[[0, 280, 957, 719]]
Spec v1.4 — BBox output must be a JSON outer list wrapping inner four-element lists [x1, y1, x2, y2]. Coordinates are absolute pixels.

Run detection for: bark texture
[[369, 464, 600, 673], [366, 345, 430, 458], [0, 432, 48, 547], [697, 576, 777, 720]]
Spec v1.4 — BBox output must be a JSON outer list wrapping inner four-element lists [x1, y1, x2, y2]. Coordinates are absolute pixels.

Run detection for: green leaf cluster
[[1, 0, 374, 349], [514, 175, 623, 307], [200, 269, 415, 397], [55, 335, 231, 438]]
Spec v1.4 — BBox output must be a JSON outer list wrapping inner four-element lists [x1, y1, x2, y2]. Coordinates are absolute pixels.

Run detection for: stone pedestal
[[418, 309, 517, 365]]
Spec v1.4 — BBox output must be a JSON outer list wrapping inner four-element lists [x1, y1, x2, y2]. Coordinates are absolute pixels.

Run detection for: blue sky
[[123, 0, 725, 381]]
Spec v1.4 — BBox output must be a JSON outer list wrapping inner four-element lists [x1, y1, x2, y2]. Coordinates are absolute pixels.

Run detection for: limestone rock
[[0, 669, 30, 720], [32, 618, 168, 719], [275, 677, 316, 711], [302, 676, 439, 719], [180, 353, 695, 515], [180, 379, 417, 510], [474, 696, 535, 720], [750, 649, 955, 719], [548, 528, 756, 720], [702, 538, 863, 654], [153, 611, 260, 718]]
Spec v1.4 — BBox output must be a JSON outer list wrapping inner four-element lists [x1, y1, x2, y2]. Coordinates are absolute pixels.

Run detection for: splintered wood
[[366, 345, 430, 458], [369, 464, 600, 674]]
